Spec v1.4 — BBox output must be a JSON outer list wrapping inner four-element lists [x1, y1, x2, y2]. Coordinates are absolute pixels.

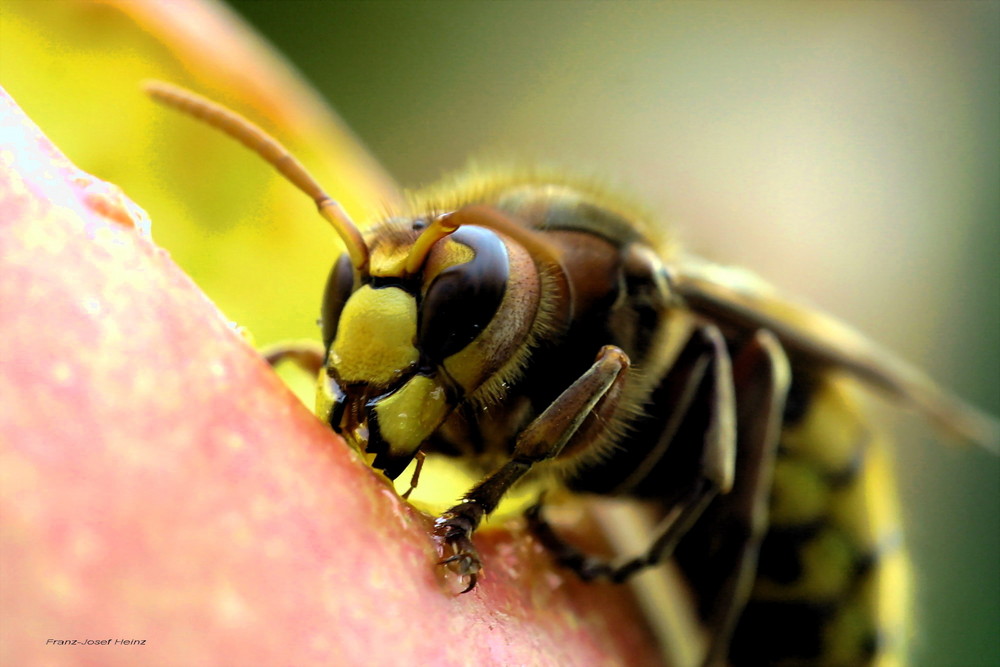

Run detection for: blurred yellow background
[[3, 1, 997, 664]]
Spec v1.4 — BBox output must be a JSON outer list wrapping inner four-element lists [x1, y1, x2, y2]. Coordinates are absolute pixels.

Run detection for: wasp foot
[[435, 505, 484, 594]]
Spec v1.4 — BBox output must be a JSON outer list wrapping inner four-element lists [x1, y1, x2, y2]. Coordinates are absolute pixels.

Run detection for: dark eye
[[320, 254, 354, 350], [418, 227, 508, 364]]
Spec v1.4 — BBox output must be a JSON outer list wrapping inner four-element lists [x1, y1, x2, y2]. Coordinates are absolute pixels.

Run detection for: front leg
[[435, 345, 630, 592]]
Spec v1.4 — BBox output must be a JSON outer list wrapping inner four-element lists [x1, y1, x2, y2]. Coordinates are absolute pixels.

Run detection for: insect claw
[[459, 572, 478, 594], [440, 551, 482, 574], [439, 546, 482, 594]]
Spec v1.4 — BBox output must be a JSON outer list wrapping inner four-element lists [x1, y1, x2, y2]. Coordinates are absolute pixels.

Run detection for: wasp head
[[316, 209, 540, 480]]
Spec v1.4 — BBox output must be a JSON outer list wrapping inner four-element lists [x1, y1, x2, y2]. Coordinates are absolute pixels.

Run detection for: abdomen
[[728, 371, 909, 666]]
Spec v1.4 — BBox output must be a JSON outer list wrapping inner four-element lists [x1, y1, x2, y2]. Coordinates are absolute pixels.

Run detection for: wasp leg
[[435, 345, 631, 593], [400, 450, 426, 500], [692, 330, 790, 666], [528, 323, 738, 583], [261, 340, 325, 375]]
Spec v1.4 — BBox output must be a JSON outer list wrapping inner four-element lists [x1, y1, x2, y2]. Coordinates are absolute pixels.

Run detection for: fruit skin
[[0, 90, 661, 666]]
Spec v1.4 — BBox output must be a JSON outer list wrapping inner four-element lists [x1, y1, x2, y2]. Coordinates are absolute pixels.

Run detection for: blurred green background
[[225, 3, 998, 664], [3, 1, 997, 664]]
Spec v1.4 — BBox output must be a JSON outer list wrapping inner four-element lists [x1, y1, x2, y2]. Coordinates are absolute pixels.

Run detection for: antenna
[[144, 81, 369, 274], [405, 216, 459, 275]]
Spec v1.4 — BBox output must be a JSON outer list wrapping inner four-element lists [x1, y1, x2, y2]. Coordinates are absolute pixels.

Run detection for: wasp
[[146, 82, 998, 666]]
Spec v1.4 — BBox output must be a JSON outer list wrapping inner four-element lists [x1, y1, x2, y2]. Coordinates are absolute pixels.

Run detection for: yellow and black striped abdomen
[[730, 371, 910, 666]]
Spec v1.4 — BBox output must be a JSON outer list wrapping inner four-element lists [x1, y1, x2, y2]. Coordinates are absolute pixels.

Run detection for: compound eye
[[418, 227, 508, 365], [320, 253, 354, 349]]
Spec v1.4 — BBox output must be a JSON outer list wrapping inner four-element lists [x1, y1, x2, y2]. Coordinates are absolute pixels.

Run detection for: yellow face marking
[[315, 370, 338, 425], [329, 285, 418, 385], [374, 375, 450, 457], [423, 237, 474, 283]]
